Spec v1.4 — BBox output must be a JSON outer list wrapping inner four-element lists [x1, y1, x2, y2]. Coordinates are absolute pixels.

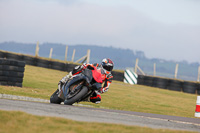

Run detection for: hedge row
[[0, 59, 25, 87], [137, 75, 200, 95]]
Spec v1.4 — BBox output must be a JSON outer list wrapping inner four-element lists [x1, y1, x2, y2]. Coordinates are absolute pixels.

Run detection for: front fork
[[58, 84, 65, 100]]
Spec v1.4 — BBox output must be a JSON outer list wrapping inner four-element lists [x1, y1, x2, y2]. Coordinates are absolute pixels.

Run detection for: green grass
[[0, 110, 195, 133], [0, 65, 198, 118]]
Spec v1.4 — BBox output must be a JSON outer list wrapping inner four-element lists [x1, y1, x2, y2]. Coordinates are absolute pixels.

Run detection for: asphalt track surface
[[0, 99, 200, 132]]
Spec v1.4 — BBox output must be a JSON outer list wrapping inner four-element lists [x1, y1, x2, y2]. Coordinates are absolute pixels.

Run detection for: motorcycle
[[50, 65, 104, 105]]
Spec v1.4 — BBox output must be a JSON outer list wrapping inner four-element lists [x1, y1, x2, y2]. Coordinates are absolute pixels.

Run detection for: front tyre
[[64, 86, 88, 105], [50, 89, 63, 104]]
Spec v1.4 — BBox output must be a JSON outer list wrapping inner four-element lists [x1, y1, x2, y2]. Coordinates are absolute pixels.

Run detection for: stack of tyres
[[50, 61, 65, 71], [5, 52, 24, 61], [153, 77, 169, 89], [0, 59, 25, 87], [182, 81, 198, 94], [137, 75, 145, 85], [167, 79, 183, 92], [112, 71, 124, 82], [0, 51, 6, 58], [65, 63, 77, 72], [143, 76, 154, 87], [36, 58, 50, 68], [197, 83, 200, 95], [23, 56, 37, 66]]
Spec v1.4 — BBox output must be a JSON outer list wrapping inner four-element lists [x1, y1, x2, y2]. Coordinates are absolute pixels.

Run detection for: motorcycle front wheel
[[50, 89, 63, 104], [64, 86, 88, 105]]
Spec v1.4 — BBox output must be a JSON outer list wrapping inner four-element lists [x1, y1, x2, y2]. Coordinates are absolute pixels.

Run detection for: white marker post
[[71, 49, 76, 62], [49, 48, 53, 59]]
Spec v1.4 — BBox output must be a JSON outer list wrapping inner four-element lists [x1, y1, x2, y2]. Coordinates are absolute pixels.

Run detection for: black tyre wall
[[144, 76, 154, 86], [0, 71, 24, 78], [0, 65, 25, 72], [36, 58, 50, 68], [65, 64, 77, 72], [153, 77, 169, 89], [50, 61, 65, 71], [112, 71, 124, 81], [167, 79, 182, 91], [137, 75, 145, 85], [197, 83, 200, 95], [0, 51, 6, 58], [0, 58, 25, 87], [23, 56, 37, 66], [5, 52, 23, 61], [182, 81, 197, 94]]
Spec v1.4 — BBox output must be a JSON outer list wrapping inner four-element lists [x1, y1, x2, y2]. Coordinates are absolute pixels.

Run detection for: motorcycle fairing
[[92, 67, 103, 83]]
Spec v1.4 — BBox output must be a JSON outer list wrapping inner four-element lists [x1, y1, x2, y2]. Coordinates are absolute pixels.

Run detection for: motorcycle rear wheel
[[64, 86, 88, 105]]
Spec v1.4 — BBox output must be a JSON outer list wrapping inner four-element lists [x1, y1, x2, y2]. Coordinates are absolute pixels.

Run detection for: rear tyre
[[64, 86, 88, 105], [50, 89, 63, 104]]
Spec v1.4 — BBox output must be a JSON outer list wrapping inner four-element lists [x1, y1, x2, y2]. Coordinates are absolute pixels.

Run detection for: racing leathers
[[59, 63, 113, 103]]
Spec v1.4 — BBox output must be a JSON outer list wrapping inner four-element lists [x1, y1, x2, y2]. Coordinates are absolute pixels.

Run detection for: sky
[[0, 0, 200, 63]]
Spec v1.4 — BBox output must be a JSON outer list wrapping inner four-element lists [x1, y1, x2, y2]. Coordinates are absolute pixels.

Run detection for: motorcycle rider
[[58, 58, 114, 104]]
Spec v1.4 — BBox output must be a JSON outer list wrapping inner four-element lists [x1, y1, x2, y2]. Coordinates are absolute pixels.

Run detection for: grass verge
[[0, 110, 196, 133]]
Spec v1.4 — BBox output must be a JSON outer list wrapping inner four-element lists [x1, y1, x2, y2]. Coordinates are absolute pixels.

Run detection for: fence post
[[174, 64, 179, 79], [197, 66, 200, 82], [71, 49, 76, 62], [154, 63, 156, 76], [65, 46, 68, 61], [134, 58, 138, 73], [86, 49, 90, 63], [49, 48, 53, 59], [35, 41, 39, 57]]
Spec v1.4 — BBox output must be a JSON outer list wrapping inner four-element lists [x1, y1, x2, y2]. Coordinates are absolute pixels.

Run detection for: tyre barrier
[[50, 61, 65, 71], [112, 71, 124, 82], [197, 84, 200, 95], [5, 52, 23, 61], [37, 58, 50, 69], [137, 75, 145, 85], [167, 79, 182, 92], [65, 64, 77, 72], [23, 56, 37, 66], [0, 58, 25, 87], [143, 76, 154, 87], [0, 51, 6, 58], [137, 75, 144, 85], [182, 81, 198, 94], [153, 77, 169, 89]]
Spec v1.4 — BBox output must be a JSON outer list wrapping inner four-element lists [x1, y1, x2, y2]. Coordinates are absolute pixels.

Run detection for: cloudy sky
[[0, 0, 199, 63]]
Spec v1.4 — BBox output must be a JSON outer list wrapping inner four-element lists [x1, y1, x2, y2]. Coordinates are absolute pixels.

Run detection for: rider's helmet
[[101, 58, 114, 72]]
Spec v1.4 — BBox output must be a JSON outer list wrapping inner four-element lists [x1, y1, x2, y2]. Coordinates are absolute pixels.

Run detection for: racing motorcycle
[[50, 65, 103, 105]]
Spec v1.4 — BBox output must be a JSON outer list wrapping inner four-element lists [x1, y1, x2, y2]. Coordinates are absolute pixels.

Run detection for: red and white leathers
[[59, 63, 113, 103]]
